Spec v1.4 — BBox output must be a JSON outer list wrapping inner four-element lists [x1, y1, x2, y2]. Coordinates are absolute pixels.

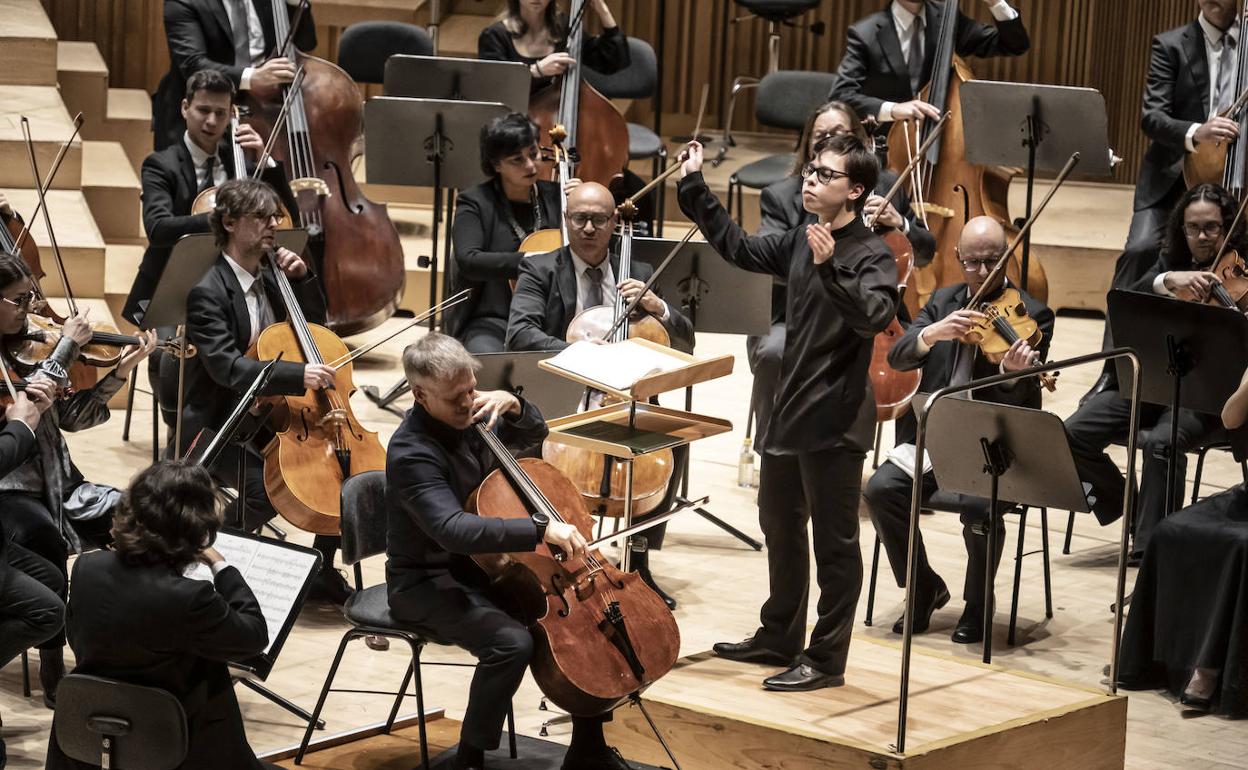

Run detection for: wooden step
[[0, 187, 105, 298], [435, 12, 493, 58], [0, 85, 82, 189], [96, 87, 153, 174], [81, 140, 142, 242], [57, 41, 110, 136], [103, 243, 144, 333], [0, 0, 59, 87]]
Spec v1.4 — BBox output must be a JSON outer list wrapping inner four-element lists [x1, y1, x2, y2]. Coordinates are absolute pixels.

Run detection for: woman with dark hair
[[45, 460, 274, 770], [478, 0, 629, 94], [0, 253, 157, 707], [448, 112, 578, 353]]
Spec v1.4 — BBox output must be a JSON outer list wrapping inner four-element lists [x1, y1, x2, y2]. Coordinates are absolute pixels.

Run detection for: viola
[[6, 315, 192, 369], [469, 422, 679, 716], [1206, 249, 1248, 312]]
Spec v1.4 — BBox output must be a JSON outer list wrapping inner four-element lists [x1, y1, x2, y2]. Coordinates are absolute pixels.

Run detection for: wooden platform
[[0, 0, 59, 87], [0, 85, 82, 189], [81, 140, 142, 243], [604, 638, 1127, 770]]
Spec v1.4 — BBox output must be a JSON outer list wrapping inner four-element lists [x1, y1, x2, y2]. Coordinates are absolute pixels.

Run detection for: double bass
[[1184, 8, 1248, 194], [244, 0, 405, 336]]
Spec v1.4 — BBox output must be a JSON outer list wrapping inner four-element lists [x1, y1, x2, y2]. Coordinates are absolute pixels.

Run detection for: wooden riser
[[0, 0, 59, 87], [57, 41, 110, 135], [103, 243, 144, 333], [95, 87, 153, 174], [1, 188, 105, 298], [82, 140, 142, 242], [605, 640, 1127, 770], [0, 85, 82, 189]]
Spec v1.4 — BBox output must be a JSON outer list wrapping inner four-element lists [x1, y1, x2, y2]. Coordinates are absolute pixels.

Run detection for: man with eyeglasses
[[862, 215, 1053, 645], [677, 133, 899, 692], [174, 177, 352, 605], [1066, 182, 1241, 561]]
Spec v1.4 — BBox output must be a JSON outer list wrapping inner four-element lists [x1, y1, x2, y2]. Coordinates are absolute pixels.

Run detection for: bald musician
[[862, 216, 1053, 645]]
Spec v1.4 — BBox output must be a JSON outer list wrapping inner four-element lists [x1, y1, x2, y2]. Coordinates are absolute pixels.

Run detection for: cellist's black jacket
[[677, 171, 899, 454]]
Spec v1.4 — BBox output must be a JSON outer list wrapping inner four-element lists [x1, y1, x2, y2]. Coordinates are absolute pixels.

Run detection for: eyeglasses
[[958, 257, 998, 272], [0, 290, 36, 310], [800, 163, 851, 185], [567, 212, 613, 230], [247, 211, 282, 223], [1183, 222, 1224, 238]]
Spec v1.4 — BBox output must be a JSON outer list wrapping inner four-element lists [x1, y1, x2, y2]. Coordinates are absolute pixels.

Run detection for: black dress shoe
[[891, 580, 950, 635], [1179, 692, 1213, 712], [1079, 371, 1114, 407], [712, 637, 792, 666], [762, 663, 844, 692], [308, 568, 354, 607], [951, 605, 985, 644], [562, 746, 634, 770]]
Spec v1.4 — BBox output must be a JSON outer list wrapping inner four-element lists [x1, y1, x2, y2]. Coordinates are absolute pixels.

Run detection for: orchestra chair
[[337, 21, 433, 85], [725, 70, 834, 225], [864, 497, 1055, 649], [583, 37, 669, 235], [717, 0, 823, 162], [54, 674, 188, 770], [294, 471, 517, 768]]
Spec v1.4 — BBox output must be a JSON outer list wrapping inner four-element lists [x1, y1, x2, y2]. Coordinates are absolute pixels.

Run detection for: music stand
[[383, 55, 530, 112], [1107, 289, 1248, 513], [926, 398, 1089, 664], [474, 351, 587, 420], [961, 81, 1112, 294], [631, 236, 771, 550]]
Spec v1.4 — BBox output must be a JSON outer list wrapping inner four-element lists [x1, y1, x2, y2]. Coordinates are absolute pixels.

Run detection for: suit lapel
[[215, 257, 253, 347], [878, 13, 906, 77], [1183, 21, 1212, 116], [175, 142, 198, 200], [556, 248, 578, 330], [206, 0, 234, 47]]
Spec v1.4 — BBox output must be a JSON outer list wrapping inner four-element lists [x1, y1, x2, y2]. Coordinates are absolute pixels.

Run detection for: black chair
[[863, 496, 1054, 648], [338, 21, 434, 84], [55, 674, 188, 770], [724, 70, 835, 225], [294, 471, 516, 768], [583, 37, 669, 235]]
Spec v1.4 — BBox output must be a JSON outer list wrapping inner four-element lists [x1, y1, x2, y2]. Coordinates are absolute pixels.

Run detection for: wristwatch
[[532, 512, 550, 541]]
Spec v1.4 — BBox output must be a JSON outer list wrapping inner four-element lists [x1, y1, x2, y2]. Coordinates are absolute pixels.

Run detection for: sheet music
[[184, 531, 320, 658], [547, 340, 686, 391]]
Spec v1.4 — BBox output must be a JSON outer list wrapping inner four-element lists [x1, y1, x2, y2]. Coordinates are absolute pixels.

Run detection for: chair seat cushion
[[734, 153, 796, 190], [735, 0, 821, 21], [628, 122, 664, 160]]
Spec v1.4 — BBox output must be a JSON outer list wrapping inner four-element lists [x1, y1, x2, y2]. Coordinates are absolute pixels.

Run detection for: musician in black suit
[[827, 0, 1029, 135], [386, 333, 635, 770], [44, 461, 276, 770], [152, 0, 316, 150], [679, 134, 899, 691], [448, 113, 565, 353], [171, 178, 349, 604], [862, 216, 1054, 645]]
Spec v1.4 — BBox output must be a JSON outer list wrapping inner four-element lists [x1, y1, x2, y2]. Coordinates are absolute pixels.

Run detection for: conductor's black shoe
[[712, 636, 792, 666], [562, 746, 634, 770], [308, 568, 354, 607], [890, 579, 950, 635], [762, 663, 845, 692], [952, 605, 985, 645]]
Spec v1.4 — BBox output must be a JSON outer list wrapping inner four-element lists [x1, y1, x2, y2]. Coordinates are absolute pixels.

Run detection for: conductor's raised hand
[[678, 141, 703, 179], [921, 308, 990, 344], [471, 389, 521, 431], [807, 222, 837, 264], [543, 520, 588, 559], [273, 247, 308, 279]]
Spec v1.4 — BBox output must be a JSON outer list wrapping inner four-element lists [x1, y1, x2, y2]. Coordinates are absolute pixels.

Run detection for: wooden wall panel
[[40, 0, 1205, 185]]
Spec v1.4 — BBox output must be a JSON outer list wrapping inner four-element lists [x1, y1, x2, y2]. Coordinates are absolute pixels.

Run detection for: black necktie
[[1216, 36, 1237, 113], [585, 267, 604, 309], [198, 156, 217, 194], [908, 16, 925, 96]]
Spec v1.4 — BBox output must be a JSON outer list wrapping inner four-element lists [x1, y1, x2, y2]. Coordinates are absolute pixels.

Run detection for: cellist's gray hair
[[402, 333, 480, 387]]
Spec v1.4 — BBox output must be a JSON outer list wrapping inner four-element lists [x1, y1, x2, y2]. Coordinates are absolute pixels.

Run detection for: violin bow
[[273, 0, 310, 58], [12, 113, 84, 254], [326, 290, 473, 371], [20, 117, 78, 316], [965, 152, 1082, 310], [866, 112, 951, 229], [598, 224, 698, 342], [620, 86, 710, 211], [1211, 186, 1248, 270]]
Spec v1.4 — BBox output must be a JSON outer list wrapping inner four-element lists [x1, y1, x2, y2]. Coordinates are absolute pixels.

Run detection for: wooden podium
[[539, 338, 733, 570]]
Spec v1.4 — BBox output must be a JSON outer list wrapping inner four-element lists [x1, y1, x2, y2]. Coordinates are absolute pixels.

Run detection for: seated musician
[[151, 0, 316, 150], [0, 253, 157, 707], [1118, 367, 1248, 717], [386, 332, 635, 770], [448, 112, 571, 354], [862, 216, 1054, 644], [505, 181, 693, 608], [173, 177, 349, 605], [44, 461, 277, 770], [1065, 183, 1240, 558], [478, 0, 629, 93]]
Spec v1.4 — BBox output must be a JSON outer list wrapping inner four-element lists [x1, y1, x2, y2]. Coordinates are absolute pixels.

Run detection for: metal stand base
[[237, 677, 325, 729], [679, 495, 762, 550]]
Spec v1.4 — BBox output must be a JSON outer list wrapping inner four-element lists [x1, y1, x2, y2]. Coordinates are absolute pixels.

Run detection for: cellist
[[478, 0, 629, 95], [386, 332, 645, 770]]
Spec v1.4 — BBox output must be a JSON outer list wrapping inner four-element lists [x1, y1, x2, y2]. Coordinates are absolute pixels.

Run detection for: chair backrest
[[338, 21, 433, 84], [340, 470, 389, 566], [734, 0, 822, 22], [582, 37, 658, 100], [55, 674, 188, 770], [755, 70, 836, 131]]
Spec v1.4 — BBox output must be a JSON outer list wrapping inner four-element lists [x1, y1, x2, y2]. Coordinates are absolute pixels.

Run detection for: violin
[[6, 315, 192, 369], [469, 421, 679, 716]]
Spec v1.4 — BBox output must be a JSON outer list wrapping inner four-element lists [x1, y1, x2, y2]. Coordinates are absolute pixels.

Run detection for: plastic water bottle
[[738, 437, 756, 488]]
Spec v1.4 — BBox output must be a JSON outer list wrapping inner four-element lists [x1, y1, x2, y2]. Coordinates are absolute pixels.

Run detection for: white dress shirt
[[879, 0, 1019, 122], [185, 132, 228, 190], [569, 250, 669, 321], [230, 0, 302, 91], [223, 253, 276, 346], [1185, 12, 1241, 152]]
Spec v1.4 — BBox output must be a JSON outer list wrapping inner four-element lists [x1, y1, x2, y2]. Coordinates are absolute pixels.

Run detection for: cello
[[887, 0, 1047, 318], [244, 0, 405, 336]]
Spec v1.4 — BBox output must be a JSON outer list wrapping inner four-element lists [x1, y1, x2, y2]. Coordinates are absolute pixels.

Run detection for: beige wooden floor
[[1, 312, 1245, 769]]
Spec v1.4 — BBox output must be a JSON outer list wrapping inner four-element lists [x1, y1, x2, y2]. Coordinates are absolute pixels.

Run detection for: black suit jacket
[[384, 401, 545, 618], [1136, 21, 1212, 211], [172, 255, 324, 455], [889, 282, 1054, 446], [0, 420, 37, 562], [46, 551, 269, 770], [828, 1, 1030, 118], [152, 0, 317, 150], [447, 180, 562, 339], [505, 245, 695, 353]]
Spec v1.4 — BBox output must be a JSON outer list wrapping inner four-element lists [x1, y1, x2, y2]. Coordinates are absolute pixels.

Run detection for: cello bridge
[[290, 177, 331, 198], [317, 408, 349, 429], [919, 202, 955, 219]]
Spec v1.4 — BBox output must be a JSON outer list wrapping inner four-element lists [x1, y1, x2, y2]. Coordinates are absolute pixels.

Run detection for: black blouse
[[477, 20, 630, 94]]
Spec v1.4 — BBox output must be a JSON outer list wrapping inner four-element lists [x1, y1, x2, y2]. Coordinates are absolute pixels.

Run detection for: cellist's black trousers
[[753, 447, 866, 675]]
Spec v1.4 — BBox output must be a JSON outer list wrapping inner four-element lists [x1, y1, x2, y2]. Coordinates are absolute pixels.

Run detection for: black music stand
[[926, 398, 1089, 664], [960, 81, 1112, 294], [1107, 289, 1248, 514], [474, 351, 587, 420], [632, 236, 771, 550], [383, 55, 530, 111]]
